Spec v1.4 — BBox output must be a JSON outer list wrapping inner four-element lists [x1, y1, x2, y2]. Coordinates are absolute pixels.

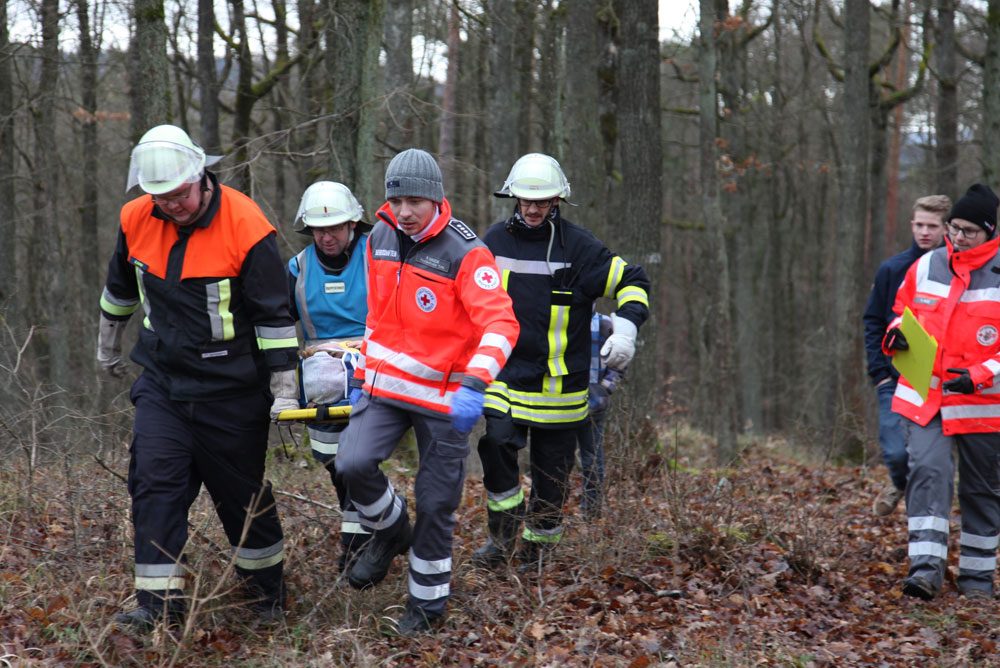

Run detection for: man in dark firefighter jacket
[[473, 153, 650, 571], [97, 125, 299, 631]]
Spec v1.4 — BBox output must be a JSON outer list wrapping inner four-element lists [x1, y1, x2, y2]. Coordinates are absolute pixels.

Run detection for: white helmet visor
[[295, 182, 364, 230], [126, 141, 207, 195]]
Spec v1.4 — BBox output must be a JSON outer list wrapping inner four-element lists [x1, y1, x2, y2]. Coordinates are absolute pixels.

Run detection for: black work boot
[[516, 541, 554, 574], [113, 607, 183, 633], [349, 513, 412, 590], [338, 532, 373, 574], [471, 504, 524, 569]]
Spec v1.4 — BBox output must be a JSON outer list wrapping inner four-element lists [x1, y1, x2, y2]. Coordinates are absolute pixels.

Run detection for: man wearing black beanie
[[882, 182, 1000, 602]]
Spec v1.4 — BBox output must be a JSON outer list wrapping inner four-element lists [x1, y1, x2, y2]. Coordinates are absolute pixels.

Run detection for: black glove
[[885, 327, 909, 351], [943, 368, 975, 394]]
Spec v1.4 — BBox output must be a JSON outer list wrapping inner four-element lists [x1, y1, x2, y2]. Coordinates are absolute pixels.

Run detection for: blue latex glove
[[349, 387, 363, 407], [450, 386, 485, 433]]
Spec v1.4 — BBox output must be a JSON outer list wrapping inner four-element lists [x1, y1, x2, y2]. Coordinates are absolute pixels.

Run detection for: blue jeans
[[877, 380, 908, 490], [578, 412, 606, 515]]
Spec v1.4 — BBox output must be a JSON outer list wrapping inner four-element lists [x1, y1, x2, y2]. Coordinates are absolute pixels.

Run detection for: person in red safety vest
[[97, 125, 298, 632], [335, 148, 519, 636], [884, 183, 1000, 602]]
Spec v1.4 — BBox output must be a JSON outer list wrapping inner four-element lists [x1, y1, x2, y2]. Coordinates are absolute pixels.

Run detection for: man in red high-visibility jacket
[[336, 149, 519, 636], [884, 183, 1000, 602]]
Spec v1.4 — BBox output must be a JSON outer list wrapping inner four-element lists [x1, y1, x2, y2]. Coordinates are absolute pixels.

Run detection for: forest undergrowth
[[1, 421, 998, 667]]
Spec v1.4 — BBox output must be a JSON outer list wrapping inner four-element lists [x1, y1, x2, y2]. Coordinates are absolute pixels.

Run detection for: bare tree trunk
[[296, 0, 322, 182], [76, 0, 100, 295], [829, 0, 870, 451], [439, 2, 459, 189], [514, 0, 535, 154], [129, 0, 171, 141], [535, 0, 561, 154], [34, 0, 69, 387], [383, 0, 414, 153], [697, 0, 737, 461], [884, 0, 911, 252], [198, 0, 221, 154], [982, 0, 1000, 185], [271, 0, 290, 226], [488, 0, 517, 222], [1, 0, 15, 309], [355, 0, 383, 213], [935, 0, 958, 198], [565, 0, 606, 239], [232, 0, 254, 192]]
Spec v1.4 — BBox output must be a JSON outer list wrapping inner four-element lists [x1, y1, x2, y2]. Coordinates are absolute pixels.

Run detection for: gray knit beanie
[[385, 149, 444, 202]]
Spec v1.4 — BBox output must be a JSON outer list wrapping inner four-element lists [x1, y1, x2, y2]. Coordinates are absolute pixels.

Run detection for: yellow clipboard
[[891, 306, 938, 401]]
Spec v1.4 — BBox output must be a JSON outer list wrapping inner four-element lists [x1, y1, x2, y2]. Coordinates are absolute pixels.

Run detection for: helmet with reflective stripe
[[495, 153, 571, 200], [295, 181, 364, 235], [126, 125, 221, 195]]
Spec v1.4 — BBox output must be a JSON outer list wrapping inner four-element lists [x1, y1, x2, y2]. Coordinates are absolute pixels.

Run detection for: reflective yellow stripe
[[547, 292, 571, 377], [501, 268, 511, 290], [522, 525, 563, 544], [258, 335, 299, 350], [207, 279, 235, 341], [136, 267, 152, 330], [603, 257, 627, 298], [485, 381, 588, 424], [99, 294, 139, 317], [616, 284, 649, 307], [487, 487, 524, 512]]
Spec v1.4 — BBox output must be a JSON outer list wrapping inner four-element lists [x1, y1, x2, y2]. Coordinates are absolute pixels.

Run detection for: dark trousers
[[479, 416, 578, 539], [129, 373, 285, 611]]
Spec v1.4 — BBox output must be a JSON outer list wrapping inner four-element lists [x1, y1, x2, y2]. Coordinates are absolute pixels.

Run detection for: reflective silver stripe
[[365, 370, 454, 410], [941, 403, 1000, 420], [366, 340, 464, 383], [256, 324, 299, 350], [206, 280, 234, 341], [363, 495, 404, 531], [487, 485, 523, 504], [467, 353, 501, 378], [603, 256, 626, 298], [355, 484, 395, 517], [913, 254, 951, 297], [341, 521, 370, 535], [896, 383, 926, 407], [494, 256, 570, 275], [909, 515, 950, 534], [961, 531, 999, 550], [293, 250, 318, 340], [616, 284, 649, 307], [136, 267, 154, 330], [960, 555, 997, 571], [909, 541, 948, 559], [100, 286, 140, 316], [232, 539, 284, 570], [479, 332, 513, 358], [959, 286, 1000, 303], [410, 552, 452, 575], [506, 388, 588, 405], [136, 563, 186, 577], [408, 575, 450, 601], [135, 575, 187, 591], [135, 563, 186, 591], [308, 427, 340, 455]]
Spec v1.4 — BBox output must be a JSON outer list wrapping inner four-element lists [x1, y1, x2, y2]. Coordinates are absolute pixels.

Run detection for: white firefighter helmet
[[495, 153, 571, 200], [126, 125, 221, 195], [294, 181, 364, 234]]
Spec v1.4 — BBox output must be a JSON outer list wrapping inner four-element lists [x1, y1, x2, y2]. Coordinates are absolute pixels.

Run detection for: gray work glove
[[601, 314, 638, 371], [96, 314, 129, 378], [269, 369, 300, 421]]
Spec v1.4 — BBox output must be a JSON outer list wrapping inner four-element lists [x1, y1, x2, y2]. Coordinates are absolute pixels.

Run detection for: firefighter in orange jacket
[[97, 125, 299, 631], [884, 183, 1000, 601], [336, 149, 519, 636]]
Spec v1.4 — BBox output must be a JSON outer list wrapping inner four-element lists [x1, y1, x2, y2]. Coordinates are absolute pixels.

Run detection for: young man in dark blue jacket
[[862, 194, 950, 517]]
